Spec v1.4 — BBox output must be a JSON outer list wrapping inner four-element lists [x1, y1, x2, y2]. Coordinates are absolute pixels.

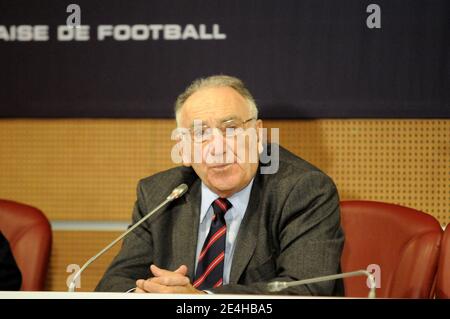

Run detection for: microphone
[[68, 183, 189, 292], [267, 269, 377, 298]]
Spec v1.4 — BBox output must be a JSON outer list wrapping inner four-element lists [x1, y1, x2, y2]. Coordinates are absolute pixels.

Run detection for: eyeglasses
[[184, 117, 256, 143]]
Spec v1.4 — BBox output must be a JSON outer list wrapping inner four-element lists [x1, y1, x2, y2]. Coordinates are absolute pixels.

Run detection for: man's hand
[[135, 265, 206, 294]]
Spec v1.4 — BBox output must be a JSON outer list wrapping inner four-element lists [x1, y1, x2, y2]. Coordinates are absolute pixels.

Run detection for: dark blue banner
[[0, 0, 448, 118]]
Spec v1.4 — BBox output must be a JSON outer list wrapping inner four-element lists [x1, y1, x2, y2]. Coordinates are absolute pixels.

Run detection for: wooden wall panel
[[0, 119, 176, 220], [47, 231, 122, 292], [0, 119, 447, 225], [265, 119, 449, 226]]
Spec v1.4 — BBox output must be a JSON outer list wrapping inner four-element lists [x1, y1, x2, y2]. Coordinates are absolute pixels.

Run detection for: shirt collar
[[200, 178, 255, 223]]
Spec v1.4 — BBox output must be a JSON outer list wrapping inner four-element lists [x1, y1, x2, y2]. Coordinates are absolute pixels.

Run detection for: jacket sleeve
[[95, 181, 154, 292], [210, 171, 345, 296]]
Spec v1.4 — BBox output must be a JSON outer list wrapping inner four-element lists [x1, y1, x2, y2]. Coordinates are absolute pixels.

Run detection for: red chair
[[0, 199, 52, 290], [340, 200, 442, 298], [435, 225, 450, 298]]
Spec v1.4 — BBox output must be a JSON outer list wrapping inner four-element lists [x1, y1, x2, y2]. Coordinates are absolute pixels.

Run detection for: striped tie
[[193, 198, 232, 290]]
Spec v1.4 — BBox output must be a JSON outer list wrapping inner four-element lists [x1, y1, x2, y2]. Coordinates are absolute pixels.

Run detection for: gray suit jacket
[[96, 145, 345, 295]]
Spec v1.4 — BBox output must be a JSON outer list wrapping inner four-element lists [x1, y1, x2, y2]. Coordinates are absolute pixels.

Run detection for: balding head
[[174, 75, 258, 126]]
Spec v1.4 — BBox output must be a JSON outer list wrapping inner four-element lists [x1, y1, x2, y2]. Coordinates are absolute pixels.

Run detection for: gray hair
[[174, 75, 258, 126]]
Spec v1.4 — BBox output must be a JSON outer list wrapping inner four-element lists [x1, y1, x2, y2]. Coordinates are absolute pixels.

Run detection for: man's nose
[[209, 128, 227, 155]]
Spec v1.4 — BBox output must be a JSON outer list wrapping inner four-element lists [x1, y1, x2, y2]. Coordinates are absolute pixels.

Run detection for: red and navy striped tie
[[193, 198, 232, 290]]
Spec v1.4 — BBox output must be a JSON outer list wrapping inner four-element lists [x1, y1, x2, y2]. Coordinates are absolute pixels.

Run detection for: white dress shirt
[[195, 178, 254, 285]]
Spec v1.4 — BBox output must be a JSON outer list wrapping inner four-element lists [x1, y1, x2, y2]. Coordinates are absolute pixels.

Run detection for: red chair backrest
[[340, 200, 442, 298], [435, 225, 450, 298], [0, 199, 52, 291]]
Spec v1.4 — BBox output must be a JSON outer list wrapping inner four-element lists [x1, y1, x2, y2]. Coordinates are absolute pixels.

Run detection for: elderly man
[[96, 75, 344, 295]]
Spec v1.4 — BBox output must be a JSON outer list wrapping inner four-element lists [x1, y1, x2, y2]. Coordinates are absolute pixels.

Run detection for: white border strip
[[0, 291, 332, 299], [51, 221, 129, 232]]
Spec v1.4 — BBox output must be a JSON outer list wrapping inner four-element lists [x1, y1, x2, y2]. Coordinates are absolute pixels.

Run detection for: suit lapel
[[171, 178, 201, 280], [229, 173, 263, 283]]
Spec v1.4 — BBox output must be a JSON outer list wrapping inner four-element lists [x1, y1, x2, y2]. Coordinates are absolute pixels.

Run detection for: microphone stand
[[68, 184, 188, 292], [267, 270, 377, 298]]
